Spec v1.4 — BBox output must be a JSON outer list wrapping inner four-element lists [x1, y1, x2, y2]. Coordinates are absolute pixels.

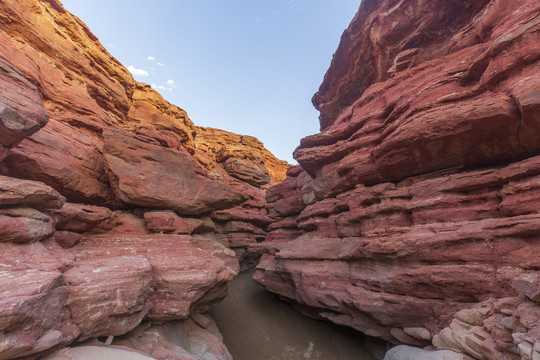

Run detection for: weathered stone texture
[[255, 1, 540, 359]]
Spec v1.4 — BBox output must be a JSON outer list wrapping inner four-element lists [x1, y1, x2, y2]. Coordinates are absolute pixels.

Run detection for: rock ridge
[[254, 1, 540, 359]]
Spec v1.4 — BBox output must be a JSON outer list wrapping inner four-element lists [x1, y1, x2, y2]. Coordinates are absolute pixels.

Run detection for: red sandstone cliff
[[254, 1, 540, 359], [0, 0, 288, 359]]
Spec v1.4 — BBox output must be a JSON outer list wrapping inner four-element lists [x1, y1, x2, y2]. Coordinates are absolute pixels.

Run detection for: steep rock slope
[[254, 1, 540, 359], [0, 0, 288, 359]]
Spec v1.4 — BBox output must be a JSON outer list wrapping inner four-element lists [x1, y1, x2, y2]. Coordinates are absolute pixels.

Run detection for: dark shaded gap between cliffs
[[209, 268, 383, 360]]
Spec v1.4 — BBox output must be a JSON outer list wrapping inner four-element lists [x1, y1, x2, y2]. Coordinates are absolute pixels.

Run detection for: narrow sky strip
[[60, 0, 360, 164]]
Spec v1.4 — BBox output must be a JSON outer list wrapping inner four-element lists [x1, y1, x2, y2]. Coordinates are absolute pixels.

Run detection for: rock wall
[[0, 0, 288, 359], [254, 1, 540, 359], [194, 126, 290, 186]]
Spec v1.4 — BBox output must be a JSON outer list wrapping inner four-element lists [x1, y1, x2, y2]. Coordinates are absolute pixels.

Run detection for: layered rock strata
[[254, 1, 540, 359], [194, 126, 289, 186], [0, 0, 288, 359]]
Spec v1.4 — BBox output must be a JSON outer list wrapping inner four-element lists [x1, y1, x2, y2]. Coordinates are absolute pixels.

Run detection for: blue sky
[[60, 0, 360, 163]]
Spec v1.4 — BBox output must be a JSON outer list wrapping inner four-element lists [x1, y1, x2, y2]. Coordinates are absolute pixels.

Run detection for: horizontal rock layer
[[0, 0, 289, 359], [255, 1, 540, 360]]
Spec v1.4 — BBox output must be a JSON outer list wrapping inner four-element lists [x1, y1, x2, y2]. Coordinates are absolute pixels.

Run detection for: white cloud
[[153, 84, 167, 91], [151, 81, 175, 92], [147, 56, 155, 61], [288, 0, 302, 11], [252, 17, 261, 23], [157, 62, 165, 67], [127, 65, 149, 77]]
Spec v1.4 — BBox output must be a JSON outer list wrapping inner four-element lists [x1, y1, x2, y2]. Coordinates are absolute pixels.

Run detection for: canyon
[[0, 0, 539, 360], [0, 0, 287, 358], [254, 0, 540, 359]]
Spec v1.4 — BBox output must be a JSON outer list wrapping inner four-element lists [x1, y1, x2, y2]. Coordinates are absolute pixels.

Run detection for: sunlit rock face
[[0, 0, 288, 359], [254, 0, 540, 359]]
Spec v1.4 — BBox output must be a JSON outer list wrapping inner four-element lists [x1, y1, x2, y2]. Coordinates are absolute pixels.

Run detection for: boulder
[[1, 119, 118, 206], [114, 317, 232, 360], [0, 242, 79, 360], [0, 175, 65, 209], [103, 128, 247, 215], [0, 207, 55, 244], [42, 345, 157, 360], [0, 57, 49, 149], [69, 235, 238, 322], [384, 345, 472, 360], [223, 158, 270, 187], [63, 256, 153, 340], [144, 210, 203, 234], [47, 203, 116, 233]]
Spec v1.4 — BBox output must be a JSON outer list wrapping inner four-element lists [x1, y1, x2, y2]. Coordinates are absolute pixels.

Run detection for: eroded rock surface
[[194, 126, 290, 185], [114, 316, 232, 360], [254, 1, 540, 359], [103, 128, 247, 215], [0, 0, 288, 359]]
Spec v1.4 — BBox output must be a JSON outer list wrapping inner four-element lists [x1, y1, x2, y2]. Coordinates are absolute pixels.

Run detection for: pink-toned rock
[[257, 155, 540, 349], [222, 221, 256, 233], [313, 0, 495, 130], [42, 345, 157, 360], [223, 158, 270, 187], [114, 318, 232, 360], [211, 208, 272, 228], [255, 1, 540, 359], [0, 232, 238, 360], [190, 238, 240, 275], [63, 256, 153, 340], [266, 167, 309, 218], [53, 231, 84, 249], [0, 146, 8, 163], [127, 83, 197, 153], [0, 242, 79, 360], [210, 205, 271, 269], [108, 212, 150, 235], [143, 211, 203, 235], [103, 128, 247, 215], [215, 233, 257, 249], [432, 298, 532, 360], [295, 0, 540, 200], [70, 235, 238, 322], [0, 207, 55, 244], [512, 273, 540, 303], [1, 119, 117, 206], [0, 57, 49, 149], [0, 1, 287, 359], [47, 203, 116, 233], [0, 175, 65, 209]]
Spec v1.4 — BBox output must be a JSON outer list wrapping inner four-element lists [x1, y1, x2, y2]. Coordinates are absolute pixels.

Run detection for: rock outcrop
[[194, 126, 290, 186], [43, 315, 232, 360], [254, 1, 540, 359], [0, 0, 288, 359]]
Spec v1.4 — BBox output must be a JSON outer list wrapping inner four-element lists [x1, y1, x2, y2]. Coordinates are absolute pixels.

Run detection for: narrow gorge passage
[[2, 0, 540, 359], [209, 268, 377, 360]]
